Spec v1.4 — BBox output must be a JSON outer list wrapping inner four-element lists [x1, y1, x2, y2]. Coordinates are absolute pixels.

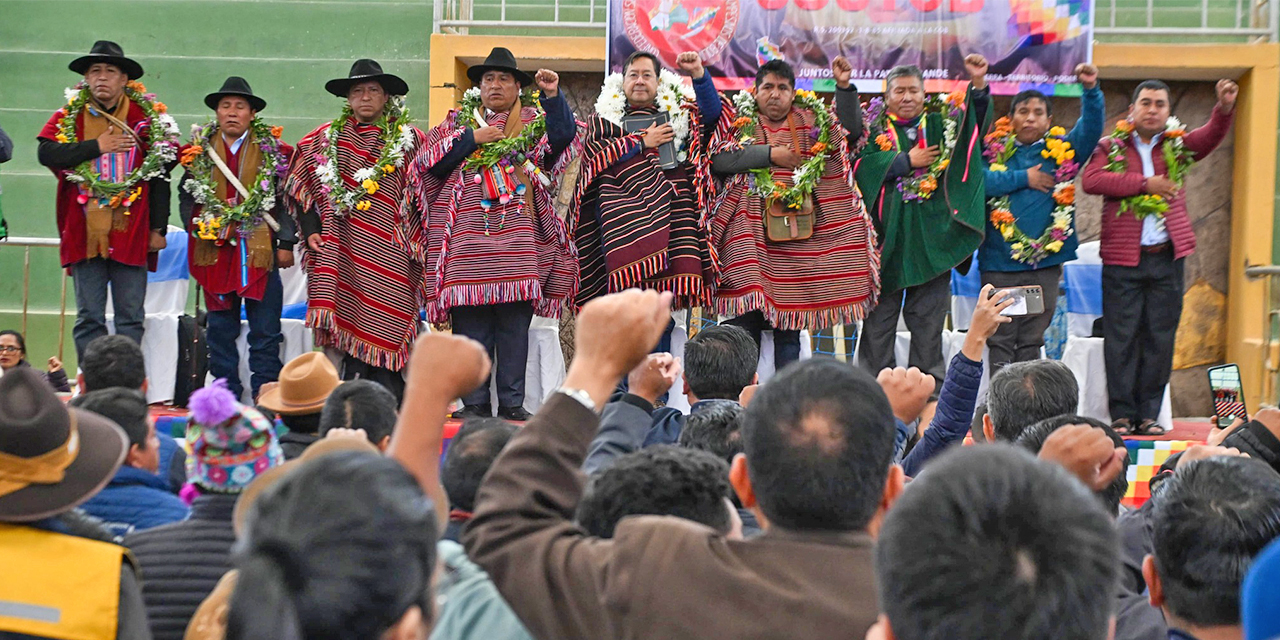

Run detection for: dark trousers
[[342, 355, 406, 404], [71, 257, 147, 360], [858, 270, 951, 383], [724, 310, 801, 372], [205, 272, 284, 402], [452, 302, 534, 408], [1102, 249, 1183, 422], [980, 265, 1062, 375]]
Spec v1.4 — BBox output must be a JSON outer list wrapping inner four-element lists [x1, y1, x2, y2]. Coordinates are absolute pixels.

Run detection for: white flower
[[353, 167, 375, 182], [64, 87, 79, 103], [464, 87, 481, 101], [1166, 116, 1184, 132]]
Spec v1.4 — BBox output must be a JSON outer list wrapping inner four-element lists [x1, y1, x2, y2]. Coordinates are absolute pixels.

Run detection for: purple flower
[[144, 93, 157, 101], [320, 184, 332, 194], [275, 163, 289, 177], [1056, 160, 1080, 181], [260, 179, 271, 190], [313, 153, 327, 164]]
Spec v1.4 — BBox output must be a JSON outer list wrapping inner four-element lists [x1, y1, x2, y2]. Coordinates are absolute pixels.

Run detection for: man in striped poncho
[[285, 60, 429, 402], [571, 51, 733, 350], [407, 47, 580, 421], [710, 57, 879, 371]]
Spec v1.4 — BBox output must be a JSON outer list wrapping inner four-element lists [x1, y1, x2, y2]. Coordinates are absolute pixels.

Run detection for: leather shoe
[[451, 403, 492, 419], [497, 405, 532, 421]]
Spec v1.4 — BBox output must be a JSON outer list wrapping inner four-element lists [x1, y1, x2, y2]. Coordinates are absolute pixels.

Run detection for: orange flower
[[1165, 128, 1185, 138], [1115, 119, 1134, 134], [773, 181, 787, 190], [1053, 184, 1075, 205], [990, 209, 1015, 226], [180, 145, 204, 167], [127, 81, 146, 93], [154, 102, 168, 114], [809, 142, 827, 155], [271, 126, 284, 139], [920, 176, 938, 194], [876, 134, 892, 151], [733, 116, 752, 129], [946, 89, 967, 107]]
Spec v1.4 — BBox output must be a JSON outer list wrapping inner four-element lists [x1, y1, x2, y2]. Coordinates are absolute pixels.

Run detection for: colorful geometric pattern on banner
[[607, 0, 1094, 95]]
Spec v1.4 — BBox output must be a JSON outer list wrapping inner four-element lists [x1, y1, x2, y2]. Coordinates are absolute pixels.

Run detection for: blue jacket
[[158, 431, 186, 492], [901, 351, 985, 477], [79, 465, 191, 539], [980, 85, 1105, 272]]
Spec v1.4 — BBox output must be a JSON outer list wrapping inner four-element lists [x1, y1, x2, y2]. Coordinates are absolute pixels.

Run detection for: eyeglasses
[[0, 346, 22, 354]]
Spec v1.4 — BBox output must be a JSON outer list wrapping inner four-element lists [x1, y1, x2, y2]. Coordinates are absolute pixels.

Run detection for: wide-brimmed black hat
[[325, 59, 410, 98], [467, 47, 533, 87], [205, 76, 267, 112], [69, 40, 144, 80], [0, 368, 128, 523]]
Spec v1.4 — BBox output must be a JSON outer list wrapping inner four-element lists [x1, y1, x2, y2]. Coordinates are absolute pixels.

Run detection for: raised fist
[[676, 52, 705, 79], [964, 54, 989, 90], [535, 68, 560, 98], [1074, 63, 1098, 89], [1217, 78, 1239, 112], [831, 56, 853, 89]]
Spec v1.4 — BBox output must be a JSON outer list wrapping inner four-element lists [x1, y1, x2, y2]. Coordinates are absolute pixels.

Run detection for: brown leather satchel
[[762, 112, 815, 243]]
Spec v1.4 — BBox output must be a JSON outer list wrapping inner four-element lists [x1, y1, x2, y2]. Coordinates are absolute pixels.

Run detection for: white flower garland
[[595, 69, 695, 163], [315, 96, 416, 215]]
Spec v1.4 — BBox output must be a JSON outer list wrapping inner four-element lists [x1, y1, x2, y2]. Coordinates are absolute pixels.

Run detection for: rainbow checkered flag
[[1008, 0, 1089, 45], [1123, 440, 1190, 508]]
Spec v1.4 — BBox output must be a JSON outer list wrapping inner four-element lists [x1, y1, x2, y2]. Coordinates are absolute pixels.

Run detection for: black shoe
[[497, 405, 532, 421], [451, 404, 492, 419]]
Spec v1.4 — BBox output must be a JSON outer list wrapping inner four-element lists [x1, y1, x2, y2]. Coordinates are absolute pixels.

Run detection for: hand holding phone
[[987, 285, 1046, 316]]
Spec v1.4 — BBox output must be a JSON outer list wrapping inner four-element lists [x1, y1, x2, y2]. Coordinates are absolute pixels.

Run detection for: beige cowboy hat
[[255, 352, 341, 416]]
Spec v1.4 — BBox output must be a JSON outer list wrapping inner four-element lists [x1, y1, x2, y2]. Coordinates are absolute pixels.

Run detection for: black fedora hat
[[205, 76, 267, 112], [69, 40, 145, 80], [467, 47, 533, 87], [325, 59, 410, 98], [0, 368, 128, 523]]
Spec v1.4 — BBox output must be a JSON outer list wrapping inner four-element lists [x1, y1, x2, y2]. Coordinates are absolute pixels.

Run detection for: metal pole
[[1147, 0, 1155, 28], [21, 247, 30, 337], [57, 270, 68, 361], [1271, 0, 1280, 41], [1202, 0, 1210, 29]]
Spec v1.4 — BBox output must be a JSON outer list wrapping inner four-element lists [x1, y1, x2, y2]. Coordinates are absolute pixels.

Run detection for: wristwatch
[[557, 387, 598, 414]]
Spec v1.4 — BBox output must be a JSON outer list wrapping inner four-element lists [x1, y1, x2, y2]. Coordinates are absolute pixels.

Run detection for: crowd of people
[[0, 35, 1272, 640], [3, 288, 1280, 640]]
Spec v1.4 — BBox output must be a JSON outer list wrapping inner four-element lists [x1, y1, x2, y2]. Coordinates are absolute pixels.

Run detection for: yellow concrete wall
[[429, 37, 1280, 410]]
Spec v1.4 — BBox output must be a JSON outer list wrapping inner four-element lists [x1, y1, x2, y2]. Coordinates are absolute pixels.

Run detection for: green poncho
[[855, 89, 991, 293]]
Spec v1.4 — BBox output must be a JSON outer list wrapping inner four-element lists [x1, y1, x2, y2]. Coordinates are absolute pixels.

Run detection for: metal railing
[[434, 0, 605, 34], [434, 0, 1277, 41], [1245, 264, 1280, 405], [0, 237, 71, 359], [1093, 0, 1277, 41]]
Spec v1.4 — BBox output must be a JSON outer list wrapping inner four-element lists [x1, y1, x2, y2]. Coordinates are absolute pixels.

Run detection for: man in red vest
[[1081, 78, 1237, 436]]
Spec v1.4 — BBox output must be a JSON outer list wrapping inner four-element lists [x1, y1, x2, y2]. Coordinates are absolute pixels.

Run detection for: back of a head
[[741, 358, 895, 531], [69, 388, 149, 450], [683, 324, 758, 400], [987, 360, 1078, 442], [441, 417, 517, 512], [877, 445, 1119, 640], [677, 401, 744, 465], [1016, 414, 1130, 514], [318, 379, 398, 446], [227, 451, 437, 640], [1151, 456, 1280, 628], [577, 445, 732, 538], [81, 335, 145, 392]]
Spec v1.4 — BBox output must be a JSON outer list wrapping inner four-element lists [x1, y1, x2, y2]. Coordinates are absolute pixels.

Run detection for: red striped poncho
[[285, 119, 428, 371], [711, 104, 880, 330], [405, 106, 580, 323], [570, 102, 735, 309]]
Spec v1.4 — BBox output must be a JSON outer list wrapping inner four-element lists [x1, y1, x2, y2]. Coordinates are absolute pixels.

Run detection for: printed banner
[[607, 0, 1094, 94]]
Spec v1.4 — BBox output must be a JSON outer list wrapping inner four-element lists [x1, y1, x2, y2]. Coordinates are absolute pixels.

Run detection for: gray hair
[[886, 65, 924, 88], [986, 360, 1079, 442]]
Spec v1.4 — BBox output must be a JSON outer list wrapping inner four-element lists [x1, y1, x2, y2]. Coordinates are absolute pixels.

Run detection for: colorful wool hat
[[187, 380, 284, 493]]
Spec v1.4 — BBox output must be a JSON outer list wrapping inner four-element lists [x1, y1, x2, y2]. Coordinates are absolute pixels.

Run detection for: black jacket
[[123, 493, 237, 640]]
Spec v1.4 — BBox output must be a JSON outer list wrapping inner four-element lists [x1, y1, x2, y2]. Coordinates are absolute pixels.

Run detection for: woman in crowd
[[0, 329, 70, 392]]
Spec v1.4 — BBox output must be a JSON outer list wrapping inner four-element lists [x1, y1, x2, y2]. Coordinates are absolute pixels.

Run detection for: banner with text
[[607, 0, 1094, 94]]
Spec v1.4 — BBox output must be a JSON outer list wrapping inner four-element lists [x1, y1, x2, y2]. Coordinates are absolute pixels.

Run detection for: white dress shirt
[[1133, 132, 1170, 246]]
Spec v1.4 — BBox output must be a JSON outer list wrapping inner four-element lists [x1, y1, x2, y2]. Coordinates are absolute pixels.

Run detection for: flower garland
[[864, 90, 966, 202], [1104, 117, 1194, 220], [730, 89, 835, 211], [314, 96, 415, 215], [180, 118, 289, 241], [595, 69, 695, 163], [455, 87, 546, 171], [983, 118, 1080, 265], [57, 80, 181, 206]]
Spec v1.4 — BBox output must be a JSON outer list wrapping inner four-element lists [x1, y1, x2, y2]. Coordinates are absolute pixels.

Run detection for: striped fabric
[[711, 105, 880, 330], [570, 103, 734, 309], [407, 107, 580, 323], [285, 118, 428, 371]]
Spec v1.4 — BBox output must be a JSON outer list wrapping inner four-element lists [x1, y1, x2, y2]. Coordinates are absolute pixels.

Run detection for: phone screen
[[998, 289, 1029, 317], [1208, 365, 1248, 429]]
